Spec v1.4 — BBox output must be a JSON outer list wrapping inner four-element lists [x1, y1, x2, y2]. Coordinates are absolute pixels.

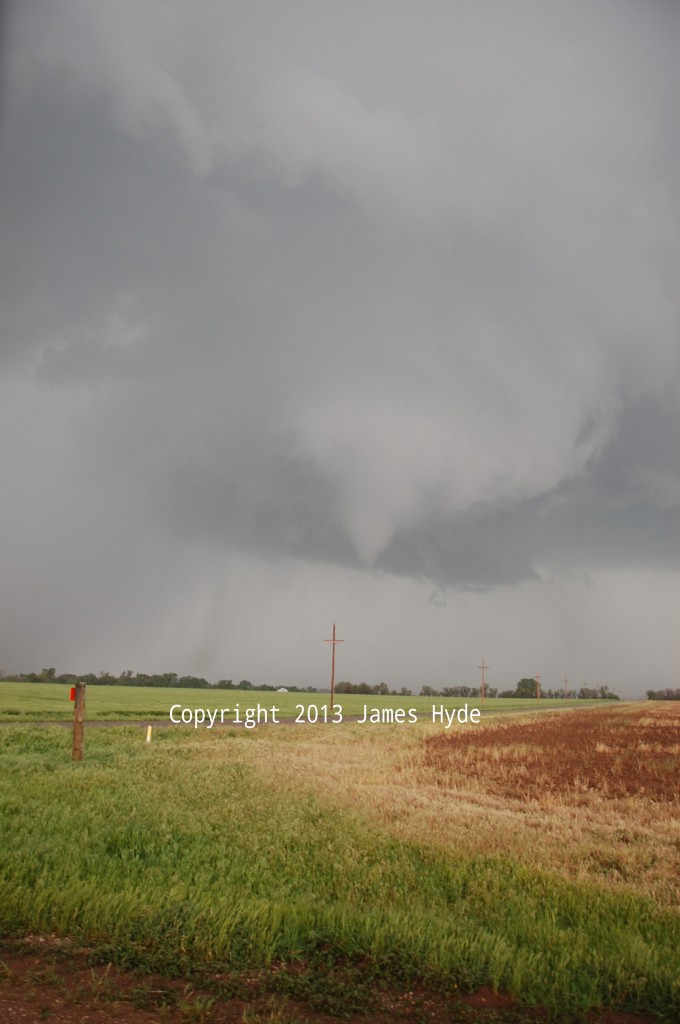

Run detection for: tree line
[[496, 678, 619, 700], [2, 668, 619, 699], [2, 668, 317, 693], [332, 679, 619, 699], [646, 688, 680, 701]]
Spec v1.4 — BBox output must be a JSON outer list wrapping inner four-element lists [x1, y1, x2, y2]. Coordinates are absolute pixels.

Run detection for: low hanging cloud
[[1, 0, 679, 627]]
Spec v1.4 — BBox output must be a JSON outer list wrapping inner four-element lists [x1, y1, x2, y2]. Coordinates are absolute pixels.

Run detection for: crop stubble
[[235, 703, 680, 905], [423, 704, 680, 802]]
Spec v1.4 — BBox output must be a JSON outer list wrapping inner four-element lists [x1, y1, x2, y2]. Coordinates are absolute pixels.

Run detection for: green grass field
[[1, 697, 678, 1021], [0, 680, 603, 722]]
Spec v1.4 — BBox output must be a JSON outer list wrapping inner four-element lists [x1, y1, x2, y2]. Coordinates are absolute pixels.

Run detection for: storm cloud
[[1, 1, 678, 694]]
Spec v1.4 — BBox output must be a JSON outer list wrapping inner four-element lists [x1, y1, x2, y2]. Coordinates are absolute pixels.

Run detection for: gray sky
[[1, 0, 678, 697]]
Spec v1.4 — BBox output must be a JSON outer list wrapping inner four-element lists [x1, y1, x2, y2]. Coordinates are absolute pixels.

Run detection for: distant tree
[[237, 679, 252, 690], [516, 678, 540, 699], [57, 673, 78, 685], [178, 676, 209, 689]]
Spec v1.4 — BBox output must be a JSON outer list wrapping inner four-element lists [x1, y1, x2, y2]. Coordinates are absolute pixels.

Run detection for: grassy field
[[1, 699, 679, 1021], [0, 680, 603, 721]]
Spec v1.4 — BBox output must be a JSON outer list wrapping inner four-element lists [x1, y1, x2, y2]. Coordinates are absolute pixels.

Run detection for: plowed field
[[423, 704, 680, 802]]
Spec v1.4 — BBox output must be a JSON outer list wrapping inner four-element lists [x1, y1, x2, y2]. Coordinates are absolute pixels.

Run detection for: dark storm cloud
[[1, 1, 678, 686]]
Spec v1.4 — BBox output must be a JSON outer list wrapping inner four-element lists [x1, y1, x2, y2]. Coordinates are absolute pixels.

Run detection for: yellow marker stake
[[146, 725, 152, 744]]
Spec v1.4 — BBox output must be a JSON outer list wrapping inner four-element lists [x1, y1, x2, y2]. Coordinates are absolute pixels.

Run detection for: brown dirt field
[[422, 704, 680, 802], [0, 937, 661, 1024]]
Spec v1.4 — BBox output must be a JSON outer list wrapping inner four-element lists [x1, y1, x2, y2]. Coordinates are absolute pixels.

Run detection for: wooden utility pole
[[535, 671, 541, 703], [72, 681, 86, 761], [478, 658, 489, 707], [323, 623, 344, 714]]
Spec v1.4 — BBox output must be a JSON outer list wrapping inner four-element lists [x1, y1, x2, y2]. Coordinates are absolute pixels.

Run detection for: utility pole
[[563, 675, 569, 700], [323, 624, 344, 714], [72, 680, 86, 761], [535, 671, 541, 703], [478, 658, 489, 707]]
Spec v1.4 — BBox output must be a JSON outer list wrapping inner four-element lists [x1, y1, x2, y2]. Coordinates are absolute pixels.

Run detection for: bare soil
[[0, 936, 662, 1024], [423, 705, 680, 802]]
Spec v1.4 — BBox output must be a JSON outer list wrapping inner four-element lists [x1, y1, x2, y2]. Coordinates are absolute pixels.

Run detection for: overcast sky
[[1, 1, 678, 697]]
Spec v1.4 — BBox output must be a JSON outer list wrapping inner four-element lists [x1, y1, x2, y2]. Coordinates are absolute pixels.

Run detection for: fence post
[[72, 681, 86, 761]]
